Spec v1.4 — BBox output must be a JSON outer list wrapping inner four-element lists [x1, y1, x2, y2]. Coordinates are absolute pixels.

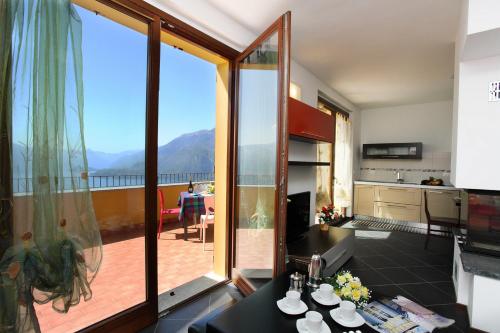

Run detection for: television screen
[[286, 191, 310, 243]]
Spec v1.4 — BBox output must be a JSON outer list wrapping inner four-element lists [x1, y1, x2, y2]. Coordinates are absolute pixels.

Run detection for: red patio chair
[[157, 189, 181, 239]]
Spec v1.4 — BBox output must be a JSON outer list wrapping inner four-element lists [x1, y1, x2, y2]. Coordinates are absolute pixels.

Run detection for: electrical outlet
[[489, 81, 500, 102]]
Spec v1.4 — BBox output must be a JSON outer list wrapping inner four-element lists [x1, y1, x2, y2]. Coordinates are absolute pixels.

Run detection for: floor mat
[[342, 219, 431, 235]]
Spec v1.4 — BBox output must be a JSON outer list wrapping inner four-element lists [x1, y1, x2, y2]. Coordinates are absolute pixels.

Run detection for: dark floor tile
[[350, 268, 392, 286], [428, 304, 470, 333], [341, 257, 370, 270], [138, 323, 157, 333], [368, 284, 413, 301], [156, 318, 191, 333], [432, 264, 453, 275], [384, 253, 428, 267], [361, 255, 401, 269], [410, 253, 453, 266], [431, 281, 456, 298], [165, 294, 211, 320], [376, 267, 425, 284], [409, 266, 452, 282], [353, 245, 381, 257], [398, 283, 455, 306]]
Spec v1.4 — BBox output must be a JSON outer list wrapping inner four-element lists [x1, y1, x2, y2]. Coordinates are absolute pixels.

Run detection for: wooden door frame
[[230, 12, 291, 294], [73, 0, 239, 332]]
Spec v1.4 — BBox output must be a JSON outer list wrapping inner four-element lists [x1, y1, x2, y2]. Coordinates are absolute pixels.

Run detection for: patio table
[[178, 191, 213, 240]]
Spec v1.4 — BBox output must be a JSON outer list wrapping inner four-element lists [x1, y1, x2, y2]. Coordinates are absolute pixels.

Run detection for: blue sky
[[77, 6, 215, 153]]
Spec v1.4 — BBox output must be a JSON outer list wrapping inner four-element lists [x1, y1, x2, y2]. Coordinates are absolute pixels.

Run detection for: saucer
[[276, 298, 308, 315], [329, 308, 365, 328], [296, 318, 331, 333], [311, 291, 341, 306]]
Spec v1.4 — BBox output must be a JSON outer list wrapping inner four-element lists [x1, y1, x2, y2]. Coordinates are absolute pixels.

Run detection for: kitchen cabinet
[[421, 189, 460, 223], [288, 97, 334, 143], [354, 182, 460, 224], [374, 202, 420, 222], [375, 186, 422, 206], [354, 185, 375, 216]]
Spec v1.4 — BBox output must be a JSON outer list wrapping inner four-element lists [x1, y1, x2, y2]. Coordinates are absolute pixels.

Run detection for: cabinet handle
[[385, 188, 413, 191], [387, 204, 406, 208], [428, 190, 444, 194]]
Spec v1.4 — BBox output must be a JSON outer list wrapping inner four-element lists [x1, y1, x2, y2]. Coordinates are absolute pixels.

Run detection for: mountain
[[86, 149, 140, 171], [93, 128, 215, 175], [11, 129, 215, 177]]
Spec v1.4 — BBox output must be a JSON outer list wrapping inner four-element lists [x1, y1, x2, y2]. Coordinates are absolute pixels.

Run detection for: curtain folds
[[333, 113, 353, 211], [0, 1, 102, 332]]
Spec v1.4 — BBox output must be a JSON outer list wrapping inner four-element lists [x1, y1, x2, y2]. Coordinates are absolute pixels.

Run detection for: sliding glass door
[[232, 12, 291, 290]]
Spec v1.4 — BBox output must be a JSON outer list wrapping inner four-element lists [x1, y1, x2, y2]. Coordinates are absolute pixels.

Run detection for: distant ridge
[[93, 128, 215, 175]]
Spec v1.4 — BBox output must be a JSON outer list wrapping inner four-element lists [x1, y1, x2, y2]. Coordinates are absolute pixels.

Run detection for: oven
[[463, 189, 500, 257]]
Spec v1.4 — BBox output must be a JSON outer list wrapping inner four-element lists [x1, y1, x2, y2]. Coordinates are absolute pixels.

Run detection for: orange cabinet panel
[[288, 97, 334, 143]]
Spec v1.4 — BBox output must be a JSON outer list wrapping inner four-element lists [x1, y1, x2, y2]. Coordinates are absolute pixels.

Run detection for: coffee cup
[[285, 290, 301, 308], [318, 283, 333, 300], [305, 311, 322, 332], [339, 300, 356, 322]]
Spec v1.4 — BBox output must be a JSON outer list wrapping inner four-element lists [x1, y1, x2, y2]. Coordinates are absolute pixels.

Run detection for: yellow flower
[[342, 286, 352, 298], [337, 275, 347, 285], [350, 280, 361, 289], [344, 273, 353, 281], [352, 289, 361, 301], [335, 289, 341, 296], [361, 287, 369, 298]]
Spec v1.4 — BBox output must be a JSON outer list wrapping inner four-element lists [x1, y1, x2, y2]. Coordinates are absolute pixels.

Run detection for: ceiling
[[206, 0, 462, 109]]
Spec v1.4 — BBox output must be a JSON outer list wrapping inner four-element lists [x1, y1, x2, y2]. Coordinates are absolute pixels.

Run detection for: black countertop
[[206, 269, 377, 333], [460, 252, 500, 280], [287, 226, 353, 258], [453, 229, 500, 280]]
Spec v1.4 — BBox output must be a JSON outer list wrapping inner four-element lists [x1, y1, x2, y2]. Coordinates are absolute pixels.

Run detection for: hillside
[[93, 128, 215, 175]]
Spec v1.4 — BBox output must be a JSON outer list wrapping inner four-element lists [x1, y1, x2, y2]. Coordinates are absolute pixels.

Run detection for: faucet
[[396, 170, 404, 183]]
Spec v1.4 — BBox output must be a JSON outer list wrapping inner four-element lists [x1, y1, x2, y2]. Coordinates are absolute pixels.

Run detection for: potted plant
[[318, 204, 335, 231]]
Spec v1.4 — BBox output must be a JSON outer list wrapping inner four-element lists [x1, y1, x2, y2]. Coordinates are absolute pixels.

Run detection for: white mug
[[339, 300, 356, 322], [285, 290, 301, 308], [305, 311, 323, 332], [319, 283, 333, 300]]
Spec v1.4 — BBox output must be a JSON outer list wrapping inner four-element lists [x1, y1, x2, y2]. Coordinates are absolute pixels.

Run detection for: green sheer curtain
[[0, 0, 103, 332]]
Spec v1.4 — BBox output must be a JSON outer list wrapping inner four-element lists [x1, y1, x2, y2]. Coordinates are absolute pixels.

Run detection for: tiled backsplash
[[358, 152, 451, 185]]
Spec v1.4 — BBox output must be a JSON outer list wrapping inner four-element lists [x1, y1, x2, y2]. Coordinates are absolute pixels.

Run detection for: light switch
[[489, 81, 500, 102]]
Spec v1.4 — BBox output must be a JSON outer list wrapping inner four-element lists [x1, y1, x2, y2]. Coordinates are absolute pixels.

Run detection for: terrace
[[11, 174, 220, 333]]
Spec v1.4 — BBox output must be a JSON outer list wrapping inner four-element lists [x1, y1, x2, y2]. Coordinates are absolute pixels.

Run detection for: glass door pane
[[5, 1, 154, 331], [233, 13, 290, 284]]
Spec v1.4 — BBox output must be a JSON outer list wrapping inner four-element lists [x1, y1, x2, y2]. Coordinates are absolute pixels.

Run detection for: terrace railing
[[13, 172, 214, 193]]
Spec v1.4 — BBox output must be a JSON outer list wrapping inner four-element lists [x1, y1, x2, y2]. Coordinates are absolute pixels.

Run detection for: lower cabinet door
[[421, 189, 460, 223], [374, 202, 420, 222]]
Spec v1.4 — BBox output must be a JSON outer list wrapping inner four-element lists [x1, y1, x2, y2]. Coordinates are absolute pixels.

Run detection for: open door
[[231, 12, 291, 294]]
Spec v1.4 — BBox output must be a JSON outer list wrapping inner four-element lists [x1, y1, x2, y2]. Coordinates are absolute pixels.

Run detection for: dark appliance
[[362, 142, 422, 159], [463, 189, 500, 257], [286, 191, 310, 243]]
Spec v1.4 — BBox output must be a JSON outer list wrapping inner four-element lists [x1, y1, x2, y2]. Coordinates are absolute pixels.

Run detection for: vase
[[320, 223, 329, 231]]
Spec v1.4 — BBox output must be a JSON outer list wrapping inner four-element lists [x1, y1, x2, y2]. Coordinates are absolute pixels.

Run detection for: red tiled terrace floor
[[35, 220, 214, 333]]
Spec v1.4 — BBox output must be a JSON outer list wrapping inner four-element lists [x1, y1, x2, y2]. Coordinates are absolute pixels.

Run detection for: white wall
[[452, 0, 500, 191], [358, 101, 453, 184], [454, 55, 500, 190], [467, 0, 500, 35]]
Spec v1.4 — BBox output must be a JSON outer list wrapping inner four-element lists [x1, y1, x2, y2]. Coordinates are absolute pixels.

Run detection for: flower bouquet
[[318, 204, 338, 230], [324, 270, 371, 308]]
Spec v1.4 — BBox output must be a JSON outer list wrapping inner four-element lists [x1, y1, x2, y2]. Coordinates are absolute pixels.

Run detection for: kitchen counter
[[460, 251, 500, 280], [354, 180, 459, 190]]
